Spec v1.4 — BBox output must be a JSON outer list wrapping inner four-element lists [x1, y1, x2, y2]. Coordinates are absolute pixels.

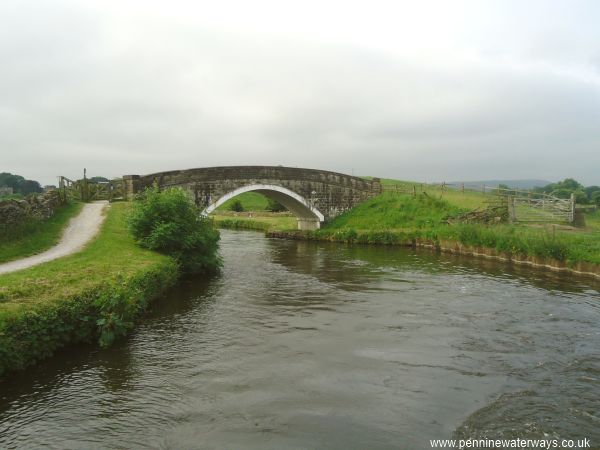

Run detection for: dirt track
[[0, 201, 109, 275]]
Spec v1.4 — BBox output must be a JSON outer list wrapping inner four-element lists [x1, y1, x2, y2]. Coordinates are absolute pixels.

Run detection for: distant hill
[[449, 179, 553, 190]]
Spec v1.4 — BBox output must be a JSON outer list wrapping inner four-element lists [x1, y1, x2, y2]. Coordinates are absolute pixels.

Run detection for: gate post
[[123, 175, 141, 200], [508, 196, 516, 223]]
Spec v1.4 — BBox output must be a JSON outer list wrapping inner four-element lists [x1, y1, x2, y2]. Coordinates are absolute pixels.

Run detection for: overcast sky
[[1, 0, 599, 186]]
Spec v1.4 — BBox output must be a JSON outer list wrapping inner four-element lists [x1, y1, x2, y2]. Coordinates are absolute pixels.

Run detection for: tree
[[19, 179, 43, 195], [0, 172, 42, 195], [229, 199, 244, 212], [266, 198, 287, 212], [0, 172, 25, 192], [90, 176, 109, 183], [585, 186, 600, 202], [127, 186, 221, 274]]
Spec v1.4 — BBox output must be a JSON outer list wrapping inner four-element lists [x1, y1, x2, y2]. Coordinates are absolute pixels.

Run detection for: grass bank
[[212, 213, 297, 232], [0, 202, 179, 377], [0, 201, 84, 264], [216, 192, 271, 211], [262, 192, 600, 277]]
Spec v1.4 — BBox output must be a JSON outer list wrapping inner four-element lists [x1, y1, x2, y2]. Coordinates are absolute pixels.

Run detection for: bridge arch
[[204, 184, 324, 230], [123, 166, 382, 231]]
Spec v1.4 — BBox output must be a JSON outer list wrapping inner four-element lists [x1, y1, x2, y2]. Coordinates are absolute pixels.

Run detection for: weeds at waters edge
[[304, 193, 600, 266]]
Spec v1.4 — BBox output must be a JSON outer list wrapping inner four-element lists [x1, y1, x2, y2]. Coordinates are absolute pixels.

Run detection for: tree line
[[0, 172, 43, 196], [534, 178, 600, 205], [497, 178, 600, 205]]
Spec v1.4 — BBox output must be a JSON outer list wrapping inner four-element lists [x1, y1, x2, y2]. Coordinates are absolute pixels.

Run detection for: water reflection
[[0, 230, 599, 449], [268, 235, 600, 295]]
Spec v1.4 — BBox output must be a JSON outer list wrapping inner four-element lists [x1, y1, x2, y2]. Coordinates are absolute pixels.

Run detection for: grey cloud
[[1, 0, 599, 186]]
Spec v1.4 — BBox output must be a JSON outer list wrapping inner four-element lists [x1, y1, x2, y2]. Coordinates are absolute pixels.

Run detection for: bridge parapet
[[123, 166, 381, 229]]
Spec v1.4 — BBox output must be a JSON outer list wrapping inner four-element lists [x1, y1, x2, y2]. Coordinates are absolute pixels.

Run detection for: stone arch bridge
[[123, 166, 381, 230]]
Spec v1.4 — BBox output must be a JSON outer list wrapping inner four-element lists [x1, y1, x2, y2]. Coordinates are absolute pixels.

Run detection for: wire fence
[[380, 182, 575, 223]]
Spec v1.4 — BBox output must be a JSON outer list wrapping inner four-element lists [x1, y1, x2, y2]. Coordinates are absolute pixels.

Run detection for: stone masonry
[[0, 190, 64, 227], [123, 166, 381, 230]]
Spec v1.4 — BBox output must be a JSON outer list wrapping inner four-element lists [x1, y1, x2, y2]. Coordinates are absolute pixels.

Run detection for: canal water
[[1, 231, 599, 449]]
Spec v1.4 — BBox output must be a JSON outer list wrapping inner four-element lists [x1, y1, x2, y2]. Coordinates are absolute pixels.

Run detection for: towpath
[[0, 201, 109, 275]]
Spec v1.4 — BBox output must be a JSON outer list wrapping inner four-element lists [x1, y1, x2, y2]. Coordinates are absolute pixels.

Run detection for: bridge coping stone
[[123, 166, 382, 228]]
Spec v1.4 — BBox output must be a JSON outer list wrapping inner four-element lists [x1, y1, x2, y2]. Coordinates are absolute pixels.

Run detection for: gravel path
[[0, 201, 109, 275]]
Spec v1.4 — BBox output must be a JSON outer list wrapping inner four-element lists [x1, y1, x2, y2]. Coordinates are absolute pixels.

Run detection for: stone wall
[[0, 190, 64, 227], [123, 166, 381, 222]]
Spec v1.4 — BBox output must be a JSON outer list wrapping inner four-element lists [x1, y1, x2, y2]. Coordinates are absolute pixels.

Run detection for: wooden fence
[[58, 176, 124, 203]]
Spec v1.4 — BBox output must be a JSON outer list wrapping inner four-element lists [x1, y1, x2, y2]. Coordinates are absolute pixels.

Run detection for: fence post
[[509, 196, 516, 223], [570, 193, 575, 223], [413, 185, 416, 197]]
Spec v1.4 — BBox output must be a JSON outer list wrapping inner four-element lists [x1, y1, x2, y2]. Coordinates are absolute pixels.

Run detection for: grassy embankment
[[306, 192, 600, 267], [211, 181, 600, 271], [0, 202, 179, 376], [0, 201, 84, 263], [218, 192, 270, 211]]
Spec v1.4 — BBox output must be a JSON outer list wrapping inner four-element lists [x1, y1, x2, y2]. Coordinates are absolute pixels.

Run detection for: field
[[216, 192, 270, 211], [212, 212, 297, 231]]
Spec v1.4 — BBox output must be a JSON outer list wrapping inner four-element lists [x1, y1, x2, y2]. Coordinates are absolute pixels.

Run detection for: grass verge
[[307, 193, 600, 267], [0, 201, 84, 264], [216, 192, 270, 211], [212, 214, 297, 231], [0, 202, 179, 377]]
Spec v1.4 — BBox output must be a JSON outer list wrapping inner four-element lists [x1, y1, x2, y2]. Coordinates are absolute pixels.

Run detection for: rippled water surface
[[1, 231, 600, 449]]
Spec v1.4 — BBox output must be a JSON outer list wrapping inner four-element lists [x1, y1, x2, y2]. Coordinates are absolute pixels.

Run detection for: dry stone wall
[[0, 190, 64, 227]]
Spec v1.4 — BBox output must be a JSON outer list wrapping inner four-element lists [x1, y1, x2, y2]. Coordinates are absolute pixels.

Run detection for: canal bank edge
[[0, 203, 180, 378], [265, 230, 600, 281]]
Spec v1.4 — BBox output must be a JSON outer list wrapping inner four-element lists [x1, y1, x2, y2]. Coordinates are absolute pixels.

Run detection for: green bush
[[127, 186, 221, 274], [229, 199, 245, 212], [266, 198, 287, 212]]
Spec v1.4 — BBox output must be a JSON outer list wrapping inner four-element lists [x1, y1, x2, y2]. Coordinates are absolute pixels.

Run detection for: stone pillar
[[297, 218, 321, 231], [372, 177, 382, 194], [122, 175, 141, 200]]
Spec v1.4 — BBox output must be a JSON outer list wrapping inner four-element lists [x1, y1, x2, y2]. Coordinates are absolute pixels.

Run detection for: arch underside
[[203, 184, 324, 230]]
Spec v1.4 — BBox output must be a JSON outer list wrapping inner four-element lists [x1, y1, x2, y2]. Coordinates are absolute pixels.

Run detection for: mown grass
[[216, 192, 270, 211], [0, 202, 84, 264], [212, 214, 297, 231], [0, 203, 179, 375], [0, 203, 173, 311]]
